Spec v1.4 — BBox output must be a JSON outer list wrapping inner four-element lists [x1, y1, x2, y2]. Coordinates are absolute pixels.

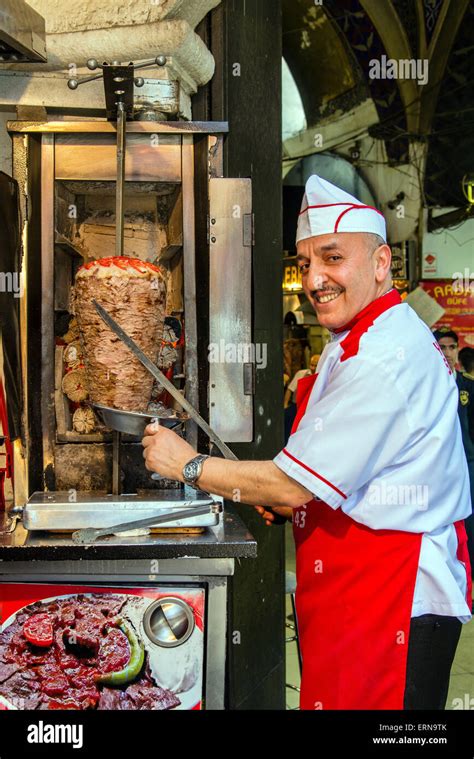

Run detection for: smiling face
[[296, 232, 392, 331]]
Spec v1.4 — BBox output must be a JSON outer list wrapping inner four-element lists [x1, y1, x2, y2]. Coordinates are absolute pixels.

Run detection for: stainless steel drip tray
[[24, 491, 221, 531]]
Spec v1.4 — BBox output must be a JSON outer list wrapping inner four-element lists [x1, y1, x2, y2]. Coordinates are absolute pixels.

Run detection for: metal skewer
[[115, 100, 126, 258], [111, 101, 127, 495]]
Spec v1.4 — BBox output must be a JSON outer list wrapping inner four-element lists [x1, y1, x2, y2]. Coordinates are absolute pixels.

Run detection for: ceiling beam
[[360, 0, 420, 133], [415, 0, 427, 58], [418, 0, 471, 134]]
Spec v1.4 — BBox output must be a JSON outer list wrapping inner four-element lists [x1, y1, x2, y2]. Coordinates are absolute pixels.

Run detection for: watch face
[[184, 460, 199, 482]]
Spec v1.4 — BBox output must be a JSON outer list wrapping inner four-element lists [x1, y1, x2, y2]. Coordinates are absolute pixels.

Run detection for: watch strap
[[183, 454, 209, 485]]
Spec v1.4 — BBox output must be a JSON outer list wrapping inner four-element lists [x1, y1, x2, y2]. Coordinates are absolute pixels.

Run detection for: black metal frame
[[193, 0, 285, 711]]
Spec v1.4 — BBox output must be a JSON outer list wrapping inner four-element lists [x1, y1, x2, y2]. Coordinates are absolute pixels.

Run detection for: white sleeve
[[288, 370, 303, 393], [273, 356, 412, 509]]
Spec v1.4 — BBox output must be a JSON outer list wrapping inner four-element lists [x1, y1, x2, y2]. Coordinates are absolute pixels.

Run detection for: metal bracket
[[103, 64, 135, 121], [67, 55, 167, 122], [208, 214, 218, 245], [208, 213, 253, 248], [0, 512, 20, 534]]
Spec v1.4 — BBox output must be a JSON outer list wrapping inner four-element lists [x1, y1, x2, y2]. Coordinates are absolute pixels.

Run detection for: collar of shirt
[[330, 288, 401, 337]]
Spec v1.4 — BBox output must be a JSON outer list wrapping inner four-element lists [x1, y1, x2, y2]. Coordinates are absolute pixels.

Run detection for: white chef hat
[[296, 175, 386, 244]]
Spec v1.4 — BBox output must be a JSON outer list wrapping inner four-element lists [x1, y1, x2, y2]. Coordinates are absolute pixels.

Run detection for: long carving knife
[[93, 300, 287, 524], [93, 300, 236, 459]]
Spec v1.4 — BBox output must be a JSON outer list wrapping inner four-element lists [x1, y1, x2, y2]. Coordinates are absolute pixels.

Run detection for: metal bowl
[[143, 597, 195, 648], [92, 403, 188, 436]]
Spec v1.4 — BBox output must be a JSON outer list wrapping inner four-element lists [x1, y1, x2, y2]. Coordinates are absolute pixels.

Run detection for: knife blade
[[93, 300, 288, 525], [93, 300, 236, 459]]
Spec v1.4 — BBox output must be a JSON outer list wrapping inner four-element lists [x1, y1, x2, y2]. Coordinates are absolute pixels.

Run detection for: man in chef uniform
[[142, 175, 472, 710]]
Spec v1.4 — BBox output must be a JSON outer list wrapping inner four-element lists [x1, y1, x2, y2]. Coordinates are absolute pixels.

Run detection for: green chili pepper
[[96, 618, 145, 687]]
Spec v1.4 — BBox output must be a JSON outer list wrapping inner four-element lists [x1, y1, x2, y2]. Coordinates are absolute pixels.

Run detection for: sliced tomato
[[23, 613, 54, 648], [47, 698, 83, 710], [78, 256, 162, 275]]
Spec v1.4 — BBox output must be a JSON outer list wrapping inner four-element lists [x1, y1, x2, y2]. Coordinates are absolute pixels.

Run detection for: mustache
[[310, 286, 344, 298]]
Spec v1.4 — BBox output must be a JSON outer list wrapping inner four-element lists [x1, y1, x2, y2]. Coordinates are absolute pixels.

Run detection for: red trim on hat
[[281, 448, 347, 500], [299, 202, 354, 215], [300, 202, 385, 220], [333, 204, 384, 233]]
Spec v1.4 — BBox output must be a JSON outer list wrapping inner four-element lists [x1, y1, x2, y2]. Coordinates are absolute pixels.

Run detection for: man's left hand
[[254, 505, 293, 526], [142, 423, 197, 481]]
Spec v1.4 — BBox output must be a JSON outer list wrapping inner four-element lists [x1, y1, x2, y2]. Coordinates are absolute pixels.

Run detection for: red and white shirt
[[274, 289, 472, 622]]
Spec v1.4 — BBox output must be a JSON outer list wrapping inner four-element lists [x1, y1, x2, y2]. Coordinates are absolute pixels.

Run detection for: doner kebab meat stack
[[73, 256, 167, 412]]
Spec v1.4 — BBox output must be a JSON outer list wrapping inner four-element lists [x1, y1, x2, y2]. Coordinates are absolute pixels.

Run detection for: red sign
[[420, 280, 474, 351]]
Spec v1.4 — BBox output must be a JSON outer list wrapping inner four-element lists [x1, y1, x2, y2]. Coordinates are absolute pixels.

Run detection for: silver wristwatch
[[182, 454, 209, 486]]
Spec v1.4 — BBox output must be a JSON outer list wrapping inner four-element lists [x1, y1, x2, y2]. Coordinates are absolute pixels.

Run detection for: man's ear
[[374, 244, 392, 283]]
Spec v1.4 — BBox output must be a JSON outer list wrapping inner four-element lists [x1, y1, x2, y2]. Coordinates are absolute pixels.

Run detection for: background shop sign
[[422, 251, 437, 276], [283, 257, 303, 293], [420, 280, 474, 350]]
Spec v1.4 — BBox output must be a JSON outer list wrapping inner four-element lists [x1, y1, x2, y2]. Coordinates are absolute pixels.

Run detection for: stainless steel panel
[[24, 491, 222, 530], [209, 178, 253, 442], [205, 581, 228, 709], [8, 122, 229, 135], [0, 558, 235, 578], [54, 134, 182, 182]]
